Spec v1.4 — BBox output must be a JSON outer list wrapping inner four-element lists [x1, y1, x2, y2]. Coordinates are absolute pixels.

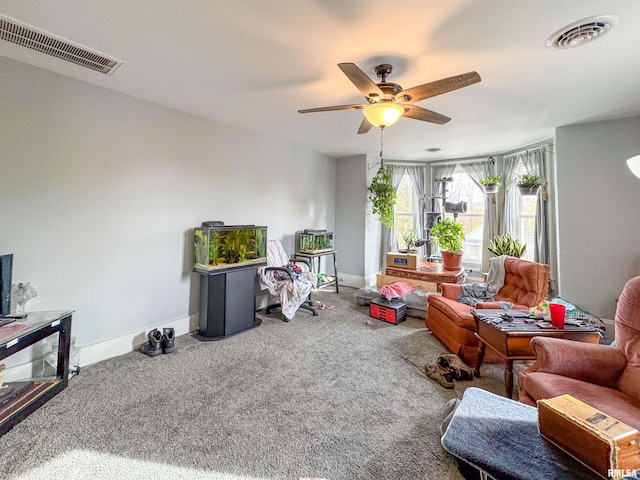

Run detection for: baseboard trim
[[2, 314, 199, 382], [338, 273, 368, 288], [80, 314, 199, 368]]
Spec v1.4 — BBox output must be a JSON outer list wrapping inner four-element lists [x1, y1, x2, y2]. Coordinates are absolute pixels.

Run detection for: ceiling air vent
[[546, 15, 617, 49], [0, 14, 123, 75]]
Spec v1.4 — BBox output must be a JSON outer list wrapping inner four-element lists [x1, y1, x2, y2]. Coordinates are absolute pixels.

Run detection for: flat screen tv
[[0, 254, 13, 316]]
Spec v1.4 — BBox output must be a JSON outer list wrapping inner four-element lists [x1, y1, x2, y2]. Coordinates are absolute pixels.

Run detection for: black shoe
[[140, 329, 163, 356], [162, 328, 175, 354]]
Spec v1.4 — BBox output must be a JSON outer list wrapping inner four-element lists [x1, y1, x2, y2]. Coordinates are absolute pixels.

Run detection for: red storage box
[[370, 297, 407, 325]]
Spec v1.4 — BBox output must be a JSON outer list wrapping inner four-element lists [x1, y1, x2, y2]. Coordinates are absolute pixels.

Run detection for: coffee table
[[472, 309, 601, 399]]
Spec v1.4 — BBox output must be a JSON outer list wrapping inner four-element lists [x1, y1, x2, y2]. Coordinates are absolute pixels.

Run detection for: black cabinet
[[195, 264, 264, 340]]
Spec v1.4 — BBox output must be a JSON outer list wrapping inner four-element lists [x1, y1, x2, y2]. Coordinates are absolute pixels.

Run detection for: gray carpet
[[1, 287, 515, 480]]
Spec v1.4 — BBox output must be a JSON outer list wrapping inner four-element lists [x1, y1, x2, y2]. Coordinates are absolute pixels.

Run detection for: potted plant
[[487, 234, 527, 258], [401, 229, 426, 253], [429, 218, 465, 271], [367, 165, 397, 228], [479, 175, 502, 194], [516, 172, 544, 195]]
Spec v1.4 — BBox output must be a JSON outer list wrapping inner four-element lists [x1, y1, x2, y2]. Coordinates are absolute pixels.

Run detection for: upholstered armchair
[[518, 276, 640, 431], [426, 257, 550, 365]]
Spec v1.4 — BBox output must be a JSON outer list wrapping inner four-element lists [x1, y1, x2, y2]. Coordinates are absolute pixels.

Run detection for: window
[[394, 172, 416, 250], [441, 165, 485, 272], [513, 163, 536, 261]]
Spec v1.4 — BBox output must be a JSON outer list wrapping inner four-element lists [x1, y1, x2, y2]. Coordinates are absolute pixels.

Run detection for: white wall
[[556, 116, 640, 319], [335, 155, 366, 286], [0, 57, 336, 357]]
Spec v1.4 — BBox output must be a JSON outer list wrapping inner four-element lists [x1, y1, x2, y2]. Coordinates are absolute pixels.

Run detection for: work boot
[[425, 363, 454, 389], [438, 353, 474, 381], [140, 329, 163, 356], [162, 328, 175, 354]]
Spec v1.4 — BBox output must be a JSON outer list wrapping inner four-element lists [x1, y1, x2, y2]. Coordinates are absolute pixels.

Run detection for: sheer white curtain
[[501, 153, 521, 236], [522, 146, 550, 265], [431, 164, 457, 211], [405, 165, 427, 256], [460, 161, 499, 273], [380, 165, 406, 267]]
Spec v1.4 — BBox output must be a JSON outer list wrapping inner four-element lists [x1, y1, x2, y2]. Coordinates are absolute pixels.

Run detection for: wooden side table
[[472, 309, 601, 398]]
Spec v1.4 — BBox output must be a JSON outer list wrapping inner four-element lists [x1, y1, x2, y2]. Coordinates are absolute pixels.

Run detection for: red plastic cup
[[549, 303, 566, 328]]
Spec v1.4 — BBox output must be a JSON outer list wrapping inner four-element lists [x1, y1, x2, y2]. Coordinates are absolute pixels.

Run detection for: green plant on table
[[402, 229, 419, 250], [429, 218, 465, 255]]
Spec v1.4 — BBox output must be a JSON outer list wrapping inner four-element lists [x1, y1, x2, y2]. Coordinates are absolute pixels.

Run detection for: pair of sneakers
[[140, 328, 175, 356], [425, 353, 474, 389]]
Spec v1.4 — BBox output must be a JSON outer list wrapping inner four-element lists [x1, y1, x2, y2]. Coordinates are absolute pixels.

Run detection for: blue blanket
[[457, 283, 513, 309]]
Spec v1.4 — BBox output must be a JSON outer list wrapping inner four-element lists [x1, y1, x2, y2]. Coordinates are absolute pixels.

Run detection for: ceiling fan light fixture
[[626, 155, 640, 179], [363, 102, 404, 128]]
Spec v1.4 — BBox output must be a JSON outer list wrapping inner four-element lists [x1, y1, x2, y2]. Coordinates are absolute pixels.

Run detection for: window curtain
[[501, 153, 521, 236], [460, 161, 499, 273], [522, 146, 550, 265], [380, 165, 406, 267], [430, 164, 457, 211], [405, 165, 427, 257]]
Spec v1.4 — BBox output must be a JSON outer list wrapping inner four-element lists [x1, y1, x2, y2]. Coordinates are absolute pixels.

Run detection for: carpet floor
[[0, 287, 517, 480]]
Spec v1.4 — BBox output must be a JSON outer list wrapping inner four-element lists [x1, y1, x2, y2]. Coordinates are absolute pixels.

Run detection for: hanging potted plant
[[516, 172, 544, 196], [479, 175, 502, 194], [487, 234, 527, 258], [429, 218, 465, 271], [368, 165, 397, 228]]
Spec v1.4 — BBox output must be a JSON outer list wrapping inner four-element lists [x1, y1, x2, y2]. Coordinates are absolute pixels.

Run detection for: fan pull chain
[[379, 127, 385, 167]]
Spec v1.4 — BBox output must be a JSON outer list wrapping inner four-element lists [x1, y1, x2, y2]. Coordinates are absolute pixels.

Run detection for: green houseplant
[[429, 218, 465, 271], [401, 229, 426, 252], [368, 165, 397, 227], [516, 172, 544, 195], [487, 234, 527, 258], [479, 175, 502, 194]]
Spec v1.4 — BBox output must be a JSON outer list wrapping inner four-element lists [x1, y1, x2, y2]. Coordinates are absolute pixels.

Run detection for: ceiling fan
[[298, 63, 481, 134]]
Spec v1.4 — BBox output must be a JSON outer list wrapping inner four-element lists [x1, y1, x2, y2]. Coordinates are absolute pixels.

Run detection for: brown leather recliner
[[518, 276, 640, 431], [426, 257, 550, 366]]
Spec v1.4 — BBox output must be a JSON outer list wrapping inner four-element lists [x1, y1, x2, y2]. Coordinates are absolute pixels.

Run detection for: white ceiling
[[2, 0, 640, 161]]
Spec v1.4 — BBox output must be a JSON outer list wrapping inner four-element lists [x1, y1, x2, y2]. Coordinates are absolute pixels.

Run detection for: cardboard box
[[386, 252, 417, 270], [538, 394, 640, 480]]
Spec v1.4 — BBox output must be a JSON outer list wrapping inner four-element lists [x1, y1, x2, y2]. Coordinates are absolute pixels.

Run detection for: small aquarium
[[194, 222, 267, 271], [296, 229, 334, 254]]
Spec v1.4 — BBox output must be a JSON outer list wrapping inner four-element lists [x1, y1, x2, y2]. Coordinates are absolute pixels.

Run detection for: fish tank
[[194, 222, 267, 272], [296, 229, 334, 254]]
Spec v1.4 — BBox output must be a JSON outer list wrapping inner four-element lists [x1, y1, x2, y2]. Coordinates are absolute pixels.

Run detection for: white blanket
[[486, 255, 508, 295], [257, 240, 317, 320]]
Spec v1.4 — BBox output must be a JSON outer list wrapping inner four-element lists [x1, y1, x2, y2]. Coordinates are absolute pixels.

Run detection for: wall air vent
[[546, 15, 617, 49], [0, 14, 123, 75]]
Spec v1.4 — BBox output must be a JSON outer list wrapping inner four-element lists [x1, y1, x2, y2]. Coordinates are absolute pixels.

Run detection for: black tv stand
[[0, 310, 73, 436]]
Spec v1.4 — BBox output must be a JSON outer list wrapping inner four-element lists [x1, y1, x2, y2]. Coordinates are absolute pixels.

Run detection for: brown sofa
[[426, 257, 550, 366], [519, 276, 640, 431]]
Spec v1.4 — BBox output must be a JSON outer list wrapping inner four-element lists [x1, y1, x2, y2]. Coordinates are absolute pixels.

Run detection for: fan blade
[[338, 63, 384, 99], [396, 71, 481, 103], [298, 104, 364, 113], [357, 117, 373, 134], [403, 104, 451, 125]]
